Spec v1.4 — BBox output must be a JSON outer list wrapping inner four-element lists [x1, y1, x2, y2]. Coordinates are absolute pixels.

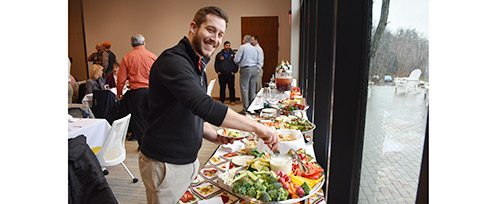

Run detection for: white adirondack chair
[[395, 69, 422, 94]]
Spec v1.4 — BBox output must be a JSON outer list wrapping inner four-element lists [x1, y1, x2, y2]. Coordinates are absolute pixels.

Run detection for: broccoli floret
[[254, 182, 267, 192], [233, 179, 254, 196], [247, 188, 257, 198], [267, 189, 279, 201], [277, 188, 289, 201], [267, 177, 278, 184], [273, 182, 283, 190], [259, 191, 271, 202]]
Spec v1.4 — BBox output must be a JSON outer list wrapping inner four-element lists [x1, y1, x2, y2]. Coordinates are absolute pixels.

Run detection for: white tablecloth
[[247, 89, 267, 112], [68, 118, 111, 148], [247, 88, 289, 113]]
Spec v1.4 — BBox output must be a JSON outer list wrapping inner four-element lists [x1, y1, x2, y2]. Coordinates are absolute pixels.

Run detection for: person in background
[[102, 41, 117, 75], [68, 58, 75, 103], [251, 35, 264, 92], [85, 64, 106, 94], [139, 6, 278, 204], [68, 57, 79, 103], [214, 41, 238, 105], [87, 43, 105, 66], [105, 63, 119, 88], [117, 33, 157, 145], [69, 74, 78, 103], [233, 35, 261, 113]]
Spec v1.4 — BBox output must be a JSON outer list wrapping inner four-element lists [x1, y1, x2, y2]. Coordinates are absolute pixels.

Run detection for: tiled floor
[[358, 85, 428, 204]]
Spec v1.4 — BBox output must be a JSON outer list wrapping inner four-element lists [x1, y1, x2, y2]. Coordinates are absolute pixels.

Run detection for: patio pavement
[[358, 85, 428, 204]]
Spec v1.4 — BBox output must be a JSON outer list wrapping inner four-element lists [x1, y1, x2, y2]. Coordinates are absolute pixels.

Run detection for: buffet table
[[246, 88, 289, 113], [179, 140, 326, 204], [179, 82, 325, 203]]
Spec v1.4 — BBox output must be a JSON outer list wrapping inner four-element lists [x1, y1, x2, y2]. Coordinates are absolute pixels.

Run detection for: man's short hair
[[243, 35, 252, 43], [224, 41, 231, 45], [131, 34, 145, 47], [193, 6, 229, 26], [253, 35, 259, 41]]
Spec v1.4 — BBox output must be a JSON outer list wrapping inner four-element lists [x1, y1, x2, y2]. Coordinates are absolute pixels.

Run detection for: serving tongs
[[289, 149, 309, 174]]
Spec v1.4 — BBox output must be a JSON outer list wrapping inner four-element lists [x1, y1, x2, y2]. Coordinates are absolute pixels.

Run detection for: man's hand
[[217, 72, 222, 75], [255, 123, 279, 152], [203, 123, 234, 145], [214, 135, 234, 145], [205, 132, 234, 145]]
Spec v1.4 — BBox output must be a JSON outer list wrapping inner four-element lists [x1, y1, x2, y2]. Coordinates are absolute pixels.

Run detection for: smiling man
[[139, 6, 279, 204]]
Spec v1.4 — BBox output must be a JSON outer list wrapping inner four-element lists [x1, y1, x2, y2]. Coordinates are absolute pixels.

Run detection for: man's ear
[[189, 21, 198, 34]]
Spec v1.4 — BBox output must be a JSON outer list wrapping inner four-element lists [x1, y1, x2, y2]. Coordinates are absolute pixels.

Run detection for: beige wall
[[82, 0, 292, 98]]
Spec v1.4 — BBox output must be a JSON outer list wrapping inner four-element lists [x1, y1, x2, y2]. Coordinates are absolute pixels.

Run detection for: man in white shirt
[[234, 35, 261, 112], [251, 35, 264, 93]]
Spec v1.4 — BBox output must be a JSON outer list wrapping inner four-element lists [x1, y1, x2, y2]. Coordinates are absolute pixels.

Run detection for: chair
[[207, 79, 216, 95], [395, 69, 422, 94], [93, 114, 138, 183]]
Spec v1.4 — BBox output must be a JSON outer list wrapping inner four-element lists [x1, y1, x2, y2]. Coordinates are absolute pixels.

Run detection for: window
[[358, 0, 429, 203]]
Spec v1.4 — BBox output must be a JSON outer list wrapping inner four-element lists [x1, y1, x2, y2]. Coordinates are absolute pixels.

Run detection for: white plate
[[231, 155, 255, 166], [217, 128, 252, 139]]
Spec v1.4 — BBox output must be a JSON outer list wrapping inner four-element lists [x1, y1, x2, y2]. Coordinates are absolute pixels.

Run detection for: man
[[117, 34, 157, 145], [251, 35, 265, 92], [214, 41, 238, 104], [234, 35, 261, 112], [139, 6, 279, 204]]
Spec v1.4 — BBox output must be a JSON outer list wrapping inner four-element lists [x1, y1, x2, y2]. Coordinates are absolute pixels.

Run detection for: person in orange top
[[117, 33, 157, 145]]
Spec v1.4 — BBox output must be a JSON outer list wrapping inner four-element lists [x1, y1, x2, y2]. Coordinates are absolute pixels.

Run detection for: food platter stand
[[178, 77, 326, 204]]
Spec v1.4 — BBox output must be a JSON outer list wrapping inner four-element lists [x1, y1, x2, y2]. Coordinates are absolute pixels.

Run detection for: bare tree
[[369, 0, 428, 82], [370, 0, 390, 62]]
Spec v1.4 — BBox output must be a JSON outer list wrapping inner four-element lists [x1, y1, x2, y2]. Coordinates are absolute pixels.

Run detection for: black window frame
[[298, 0, 428, 203], [299, 0, 372, 203]]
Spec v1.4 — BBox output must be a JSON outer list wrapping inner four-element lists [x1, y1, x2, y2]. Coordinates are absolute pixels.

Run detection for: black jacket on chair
[[68, 135, 118, 204], [77, 83, 87, 104], [91, 90, 119, 124]]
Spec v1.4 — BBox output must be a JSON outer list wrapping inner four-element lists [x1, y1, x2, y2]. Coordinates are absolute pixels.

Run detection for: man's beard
[[193, 32, 215, 58]]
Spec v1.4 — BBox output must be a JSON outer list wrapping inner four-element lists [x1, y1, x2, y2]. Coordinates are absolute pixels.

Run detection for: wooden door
[[69, 0, 89, 81], [241, 16, 279, 86]]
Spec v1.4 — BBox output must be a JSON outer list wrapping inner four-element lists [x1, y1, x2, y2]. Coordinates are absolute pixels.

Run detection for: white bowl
[[257, 129, 305, 155], [270, 155, 293, 174], [301, 123, 316, 143]]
